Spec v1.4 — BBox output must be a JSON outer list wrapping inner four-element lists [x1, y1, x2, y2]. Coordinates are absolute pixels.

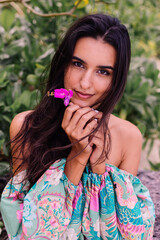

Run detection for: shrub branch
[[0, 0, 83, 17]]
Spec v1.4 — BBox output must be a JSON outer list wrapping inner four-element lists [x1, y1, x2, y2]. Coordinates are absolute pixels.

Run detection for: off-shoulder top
[[1, 158, 155, 239]]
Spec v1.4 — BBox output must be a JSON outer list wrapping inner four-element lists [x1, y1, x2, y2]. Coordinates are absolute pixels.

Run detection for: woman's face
[[64, 37, 116, 108]]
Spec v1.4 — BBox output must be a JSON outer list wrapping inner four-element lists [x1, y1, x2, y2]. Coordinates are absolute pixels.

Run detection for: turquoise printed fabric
[[1, 158, 155, 239]]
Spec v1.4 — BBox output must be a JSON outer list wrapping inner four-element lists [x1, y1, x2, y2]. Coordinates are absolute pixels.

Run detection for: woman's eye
[[72, 61, 84, 68], [98, 69, 110, 76]]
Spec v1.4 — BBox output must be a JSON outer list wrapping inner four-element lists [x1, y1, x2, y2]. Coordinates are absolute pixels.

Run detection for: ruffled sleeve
[[18, 159, 83, 239], [1, 159, 83, 239], [80, 164, 155, 240], [1, 170, 29, 239]]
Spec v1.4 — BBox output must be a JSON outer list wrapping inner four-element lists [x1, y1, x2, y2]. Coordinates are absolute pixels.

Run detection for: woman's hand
[[62, 103, 105, 184], [62, 103, 102, 165]]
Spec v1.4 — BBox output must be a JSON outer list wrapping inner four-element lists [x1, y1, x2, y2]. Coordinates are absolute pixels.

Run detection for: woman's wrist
[[90, 161, 106, 175], [64, 151, 89, 185]]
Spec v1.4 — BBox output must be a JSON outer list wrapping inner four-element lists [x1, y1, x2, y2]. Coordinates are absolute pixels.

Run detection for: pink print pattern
[[16, 203, 23, 223]]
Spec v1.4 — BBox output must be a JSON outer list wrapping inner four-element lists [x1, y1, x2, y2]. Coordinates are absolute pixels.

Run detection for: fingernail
[[91, 108, 99, 113]]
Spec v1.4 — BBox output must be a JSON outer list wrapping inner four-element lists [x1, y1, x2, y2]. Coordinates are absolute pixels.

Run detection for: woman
[[1, 14, 155, 239]]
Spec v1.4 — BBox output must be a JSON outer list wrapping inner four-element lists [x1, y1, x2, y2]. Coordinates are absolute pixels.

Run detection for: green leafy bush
[[0, 0, 160, 164], [114, 58, 160, 141]]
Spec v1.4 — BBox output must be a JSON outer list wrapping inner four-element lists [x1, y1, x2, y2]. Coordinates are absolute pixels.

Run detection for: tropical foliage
[[0, 0, 160, 162]]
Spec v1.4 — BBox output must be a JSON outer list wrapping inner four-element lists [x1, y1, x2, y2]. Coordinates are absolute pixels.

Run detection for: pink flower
[[16, 203, 23, 223], [39, 198, 48, 206], [84, 217, 91, 232], [40, 220, 45, 226], [46, 231, 51, 236], [48, 88, 73, 106], [22, 225, 28, 236], [137, 194, 147, 200], [49, 218, 59, 227], [64, 95, 71, 106], [41, 228, 46, 233], [9, 192, 24, 202]]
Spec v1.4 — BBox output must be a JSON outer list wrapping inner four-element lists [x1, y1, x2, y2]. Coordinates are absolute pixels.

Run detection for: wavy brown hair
[[11, 13, 131, 191]]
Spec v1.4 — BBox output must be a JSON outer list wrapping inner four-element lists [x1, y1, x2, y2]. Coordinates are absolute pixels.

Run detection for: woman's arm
[[10, 111, 32, 175]]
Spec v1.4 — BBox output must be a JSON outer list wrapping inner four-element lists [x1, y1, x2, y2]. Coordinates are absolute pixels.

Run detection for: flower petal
[[68, 89, 73, 97], [64, 96, 70, 106], [54, 89, 68, 98], [52, 88, 73, 105]]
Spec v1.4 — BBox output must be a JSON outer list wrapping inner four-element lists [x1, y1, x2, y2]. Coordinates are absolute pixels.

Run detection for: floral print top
[[1, 158, 155, 239]]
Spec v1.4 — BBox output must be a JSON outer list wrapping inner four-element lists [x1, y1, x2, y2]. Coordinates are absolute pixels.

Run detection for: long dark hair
[[11, 13, 131, 190]]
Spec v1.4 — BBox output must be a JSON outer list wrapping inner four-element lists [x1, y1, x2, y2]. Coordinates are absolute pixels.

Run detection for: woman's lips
[[75, 90, 94, 99]]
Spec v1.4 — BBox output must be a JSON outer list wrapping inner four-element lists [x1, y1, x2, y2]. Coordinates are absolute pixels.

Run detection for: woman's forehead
[[73, 37, 116, 68]]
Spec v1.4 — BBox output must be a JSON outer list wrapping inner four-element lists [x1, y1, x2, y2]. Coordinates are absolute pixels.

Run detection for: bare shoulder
[[109, 114, 142, 143], [10, 110, 33, 139], [109, 114, 142, 175]]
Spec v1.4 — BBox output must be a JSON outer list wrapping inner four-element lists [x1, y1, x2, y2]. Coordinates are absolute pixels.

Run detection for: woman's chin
[[70, 99, 90, 108], [71, 99, 100, 109]]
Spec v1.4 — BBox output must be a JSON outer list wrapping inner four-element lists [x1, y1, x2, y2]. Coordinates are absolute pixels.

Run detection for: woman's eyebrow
[[72, 56, 85, 63], [72, 56, 114, 70], [98, 65, 114, 70]]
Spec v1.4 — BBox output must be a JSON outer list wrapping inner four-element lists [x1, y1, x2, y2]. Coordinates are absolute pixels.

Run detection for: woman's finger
[[61, 104, 80, 129], [64, 107, 96, 134], [73, 108, 99, 132]]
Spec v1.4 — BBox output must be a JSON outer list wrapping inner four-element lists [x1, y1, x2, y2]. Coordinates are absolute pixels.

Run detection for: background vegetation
[[0, 0, 160, 171]]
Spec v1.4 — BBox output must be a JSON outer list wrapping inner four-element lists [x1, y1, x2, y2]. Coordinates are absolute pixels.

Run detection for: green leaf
[[30, 90, 41, 109], [10, 90, 32, 112], [119, 109, 127, 120], [142, 139, 148, 149], [149, 161, 160, 171], [26, 74, 38, 87], [145, 62, 159, 80], [0, 130, 5, 139], [137, 123, 146, 136], [0, 71, 8, 88], [126, 77, 137, 92], [0, 161, 10, 176], [0, 139, 5, 153], [0, 9, 15, 31], [147, 139, 154, 156], [37, 48, 54, 61], [129, 102, 146, 115], [35, 63, 45, 70], [0, 102, 5, 112], [2, 115, 12, 124], [0, 221, 4, 228], [154, 104, 160, 126], [136, 82, 150, 95], [11, 81, 22, 101]]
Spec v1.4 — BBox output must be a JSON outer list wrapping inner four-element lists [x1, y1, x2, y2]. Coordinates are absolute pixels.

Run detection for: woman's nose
[[80, 70, 92, 89]]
